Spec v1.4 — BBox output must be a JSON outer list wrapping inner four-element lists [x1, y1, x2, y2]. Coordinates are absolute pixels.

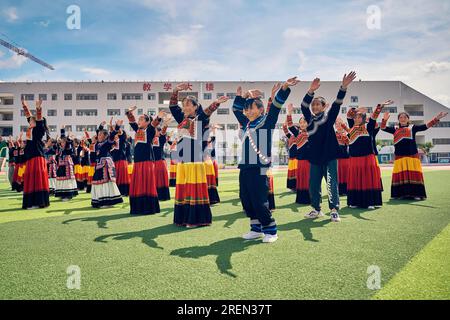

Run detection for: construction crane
[[0, 37, 55, 70]]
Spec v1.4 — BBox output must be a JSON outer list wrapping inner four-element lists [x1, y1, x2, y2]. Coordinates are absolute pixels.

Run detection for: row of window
[[17, 107, 232, 117], [19, 92, 248, 102]]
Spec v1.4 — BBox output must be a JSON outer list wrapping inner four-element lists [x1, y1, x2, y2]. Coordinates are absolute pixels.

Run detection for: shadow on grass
[[170, 237, 260, 278], [339, 207, 375, 221], [94, 224, 193, 250], [63, 213, 134, 229], [385, 199, 437, 209], [278, 218, 332, 242], [213, 211, 246, 228]]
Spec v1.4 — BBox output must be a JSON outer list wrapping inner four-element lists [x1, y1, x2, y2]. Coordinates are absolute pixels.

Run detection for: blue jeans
[[309, 159, 339, 212]]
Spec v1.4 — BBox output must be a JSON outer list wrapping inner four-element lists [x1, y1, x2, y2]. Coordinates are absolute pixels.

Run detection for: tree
[[418, 142, 434, 156]]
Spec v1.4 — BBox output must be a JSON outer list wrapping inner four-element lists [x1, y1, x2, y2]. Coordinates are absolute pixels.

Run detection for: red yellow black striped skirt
[[114, 160, 130, 196], [85, 163, 95, 193], [391, 154, 426, 199], [287, 157, 298, 190], [74, 164, 86, 190], [174, 162, 212, 227], [267, 168, 275, 211], [22, 156, 50, 209], [12, 163, 24, 192], [338, 158, 350, 196], [129, 161, 160, 215], [169, 160, 177, 187], [296, 159, 311, 205], [213, 159, 219, 186], [347, 154, 383, 208], [154, 159, 170, 201], [205, 159, 220, 205]]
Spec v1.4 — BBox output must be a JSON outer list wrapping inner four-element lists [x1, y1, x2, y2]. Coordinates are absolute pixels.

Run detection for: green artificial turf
[[0, 169, 449, 300]]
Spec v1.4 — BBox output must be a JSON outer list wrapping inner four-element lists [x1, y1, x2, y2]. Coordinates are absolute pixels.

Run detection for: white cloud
[[420, 61, 450, 74], [81, 67, 111, 76], [0, 51, 27, 69], [283, 28, 310, 40], [156, 34, 196, 57], [3, 7, 18, 22]]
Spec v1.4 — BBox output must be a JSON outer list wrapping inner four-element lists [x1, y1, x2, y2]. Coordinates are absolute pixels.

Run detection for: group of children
[[282, 74, 447, 223], [5, 74, 448, 244]]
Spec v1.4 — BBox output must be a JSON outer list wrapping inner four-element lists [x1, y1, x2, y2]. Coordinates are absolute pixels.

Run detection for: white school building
[[1, 80, 449, 164]]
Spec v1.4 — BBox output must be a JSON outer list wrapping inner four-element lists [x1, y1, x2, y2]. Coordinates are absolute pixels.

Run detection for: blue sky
[[1, 0, 450, 106]]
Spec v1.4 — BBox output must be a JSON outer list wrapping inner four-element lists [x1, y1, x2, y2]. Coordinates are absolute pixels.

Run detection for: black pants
[[239, 167, 274, 227]]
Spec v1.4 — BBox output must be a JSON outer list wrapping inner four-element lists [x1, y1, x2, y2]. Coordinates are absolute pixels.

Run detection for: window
[[76, 109, 98, 116], [21, 94, 34, 101], [148, 93, 156, 101], [388, 122, 396, 127], [20, 126, 28, 132], [64, 125, 73, 132], [0, 112, 13, 121], [76, 94, 98, 101], [203, 93, 212, 100], [367, 107, 373, 113], [341, 107, 347, 114], [0, 126, 13, 136], [432, 138, 450, 145], [227, 124, 238, 130], [64, 109, 73, 117], [148, 109, 156, 116], [351, 96, 358, 103], [122, 93, 143, 100], [52, 94, 57, 101], [292, 108, 302, 114], [85, 125, 97, 132], [434, 121, 450, 128], [107, 109, 121, 116], [107, 93, 117, 100], [48, 125, 57, 132], [137, 109, 143, 115], [217, 108, 230, 115], [226, 93, 237, 99], [219, 142, 227, 148], [39, 94, 47, 101], [47, 110, 57, 117], [280, 109, 287, 114], [21, 110, 36, 117], [64, 94, 72, 101], [76, 125, 97, 132], [216, 93, 225, 98], [384, 106, 397, 113]]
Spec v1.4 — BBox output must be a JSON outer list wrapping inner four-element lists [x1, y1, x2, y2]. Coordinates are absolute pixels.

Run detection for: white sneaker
[[61, 198, 70, 202], [349, 205, 357, 209], [26, 206, 39, 210], [242, 231, 264, 240], [368, 206, 375, 210], [304, 210, 322, 219], [331, 212, 341, 222], [414, 197, 423, 201], [262, 234, 278, 243]]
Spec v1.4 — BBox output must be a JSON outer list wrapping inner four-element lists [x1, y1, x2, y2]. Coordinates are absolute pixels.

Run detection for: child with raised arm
[[381, 110, 448, 200], [346, 102, 393, 209], [301, 72, 356, 222], [152, 116, 172, 201], [20, 99, 50, 209], [125, 107, 163, 215], [232, 77, 299, 243], [286, 103, 311, 205], [169, 83, 229, 227], [91, 121, 123, 208]]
